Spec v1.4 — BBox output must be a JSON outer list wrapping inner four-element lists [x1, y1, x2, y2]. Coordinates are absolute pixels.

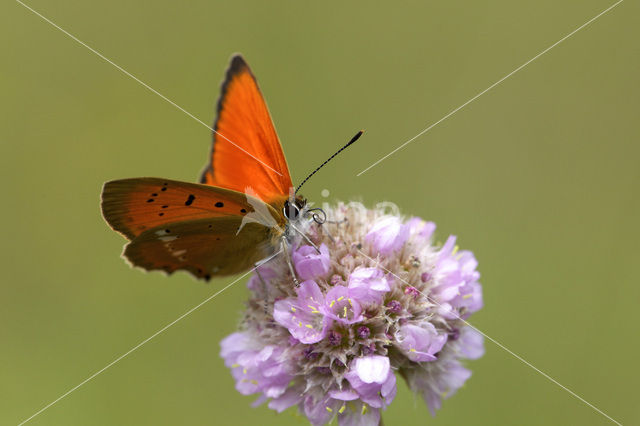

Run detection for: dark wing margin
[[200, 54, 250, 184]]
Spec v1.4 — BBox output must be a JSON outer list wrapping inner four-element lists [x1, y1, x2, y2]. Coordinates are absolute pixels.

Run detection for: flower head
[[221, 202, 484, 425]]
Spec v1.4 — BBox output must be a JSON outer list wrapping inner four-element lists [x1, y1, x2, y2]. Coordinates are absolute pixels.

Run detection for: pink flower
[[273, 280, 331, 344], [396, 323, 448, 362], [293, 243, 331, 280], [220, 332, 294, 399], [458, 327, 485, 360], [407, 217, 436, 240], [408, 360, 472, 416], [431, 236, 483, 319], [344, 355, 397, 409], [365, 216, 409, 255], [347, 267, 391, 304], [323, 285, 363, 324]]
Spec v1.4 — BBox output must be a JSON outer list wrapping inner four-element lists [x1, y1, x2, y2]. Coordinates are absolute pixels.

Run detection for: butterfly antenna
[[295, 130, 364, 194]]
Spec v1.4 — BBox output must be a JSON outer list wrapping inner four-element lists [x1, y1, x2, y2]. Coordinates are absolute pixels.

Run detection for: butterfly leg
[[253, 247, 284, 315], [254, 247, 283, 278], [253, 267, 270, 316], [288, 222, 321, 254], [254, 266, 268, 296], [280, 237, 300, 286]]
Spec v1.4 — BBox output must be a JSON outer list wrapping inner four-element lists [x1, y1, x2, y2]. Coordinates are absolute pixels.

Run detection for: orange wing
[[101, 177, 281, 240], [200, 55, 292, 201]]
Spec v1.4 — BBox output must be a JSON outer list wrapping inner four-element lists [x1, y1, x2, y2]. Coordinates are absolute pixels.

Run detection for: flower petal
[[337, 402, 380, 426], [353, 355, 390, 384], [293, 243, 331, 280], [347, 267, 390, 304], [459, 327, 485, 360], [365, 216, 409, 255], [396, 323, 447, 362], [273, 281, 330, 344], [323, 286, 363, 324]]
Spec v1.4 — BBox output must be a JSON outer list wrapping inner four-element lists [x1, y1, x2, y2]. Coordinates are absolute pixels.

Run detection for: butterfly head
[[283, 195, 307, 221]]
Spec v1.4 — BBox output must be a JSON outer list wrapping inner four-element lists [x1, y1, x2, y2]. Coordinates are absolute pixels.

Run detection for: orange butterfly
[[101, 55, 360, 281]]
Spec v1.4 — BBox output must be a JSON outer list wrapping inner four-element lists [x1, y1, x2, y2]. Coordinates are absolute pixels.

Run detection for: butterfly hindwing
[[123, 217, 278, 280], [200, 55, 293, 201]]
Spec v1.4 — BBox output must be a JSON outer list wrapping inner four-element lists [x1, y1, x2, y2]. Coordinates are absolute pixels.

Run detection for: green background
[[2, 1, 638, 425]]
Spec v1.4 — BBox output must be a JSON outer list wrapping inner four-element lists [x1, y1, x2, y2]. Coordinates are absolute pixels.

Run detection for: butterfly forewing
[[200, 55, 293, 202], [101, 177, 280, 240]]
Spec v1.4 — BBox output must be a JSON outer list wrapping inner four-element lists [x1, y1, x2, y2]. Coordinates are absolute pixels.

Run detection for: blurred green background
[[2, 0, 638, 425]]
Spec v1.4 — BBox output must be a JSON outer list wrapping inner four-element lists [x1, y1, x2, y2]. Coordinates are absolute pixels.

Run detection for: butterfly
[[101, 55, 362, 281]]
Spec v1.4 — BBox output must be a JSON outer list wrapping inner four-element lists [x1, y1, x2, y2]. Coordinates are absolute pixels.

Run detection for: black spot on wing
[[215, 202, 224, 208], [185, 194, 196, 206], [240, 208, 247, 213]]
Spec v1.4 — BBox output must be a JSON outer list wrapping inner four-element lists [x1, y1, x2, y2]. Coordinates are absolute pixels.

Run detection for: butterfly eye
[[283, 200, 300, 220]]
